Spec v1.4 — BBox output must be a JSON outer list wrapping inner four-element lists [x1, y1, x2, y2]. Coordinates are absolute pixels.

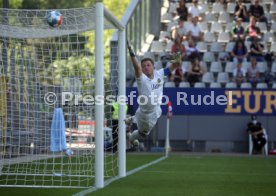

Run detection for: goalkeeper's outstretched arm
[[127, 41, 142, 78]]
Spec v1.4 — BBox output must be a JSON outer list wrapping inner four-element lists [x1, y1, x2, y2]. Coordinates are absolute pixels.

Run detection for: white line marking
[[73, 156, 167, 196]]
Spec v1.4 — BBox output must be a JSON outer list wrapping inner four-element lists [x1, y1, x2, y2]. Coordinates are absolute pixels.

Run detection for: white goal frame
[[95, 3, 126, 188]]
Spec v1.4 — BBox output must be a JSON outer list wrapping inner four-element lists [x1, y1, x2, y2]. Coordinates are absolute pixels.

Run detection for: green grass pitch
[[1, 154, 276, 196]]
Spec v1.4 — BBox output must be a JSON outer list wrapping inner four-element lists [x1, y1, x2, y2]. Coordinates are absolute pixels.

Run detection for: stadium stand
[[130, 0, 276, 90]]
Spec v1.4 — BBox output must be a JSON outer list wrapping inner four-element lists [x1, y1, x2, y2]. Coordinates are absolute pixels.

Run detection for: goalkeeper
[[125, 41, 180, 146]]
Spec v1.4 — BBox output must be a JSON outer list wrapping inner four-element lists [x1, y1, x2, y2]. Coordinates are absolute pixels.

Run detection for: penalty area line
[[73, 156, 167, 196]]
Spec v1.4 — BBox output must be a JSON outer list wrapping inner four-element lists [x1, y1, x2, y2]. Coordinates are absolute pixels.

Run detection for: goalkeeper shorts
[[134, 107, 162, 136]]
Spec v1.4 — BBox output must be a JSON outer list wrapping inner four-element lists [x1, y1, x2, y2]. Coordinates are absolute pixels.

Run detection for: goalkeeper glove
[[170, 52, 181, 64], [127, 40, 136, 57]]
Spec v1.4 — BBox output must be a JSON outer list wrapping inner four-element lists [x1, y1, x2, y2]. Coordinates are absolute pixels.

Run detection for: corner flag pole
[[165, 101, 172, 157]]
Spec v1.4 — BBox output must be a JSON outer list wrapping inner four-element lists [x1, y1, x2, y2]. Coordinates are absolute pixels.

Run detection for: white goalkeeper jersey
[[136, 68, 168, 114]]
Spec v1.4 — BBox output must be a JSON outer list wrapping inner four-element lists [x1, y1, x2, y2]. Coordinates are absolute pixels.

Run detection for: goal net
[[0, 3, 126, 188]]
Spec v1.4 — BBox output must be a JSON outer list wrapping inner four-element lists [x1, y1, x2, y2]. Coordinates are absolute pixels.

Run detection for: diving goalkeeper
[[125, 41, 180, 146]]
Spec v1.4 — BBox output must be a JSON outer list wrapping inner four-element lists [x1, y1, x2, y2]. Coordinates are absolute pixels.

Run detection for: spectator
[[186, 17, 204, 42], [187, 58, 203, 86], [245, 16, 262, 41], [172, 18, 187, 40], [231, 18, 245, 41], [247, 57, 261, 87], [176, 0, 188, 21], [234, 0, 249, 22], [247, 115, 267, 154], [186, 39, 200, 60], [188, 0, 204, 22], [231, 40, 248, 63], [249, 0, 268, 25], [170, 64, 186, 87], [249, 36, 264, 62], [233, 61, 247, 86], [111, 102, 128, 153], [171, 35, 186, 60]]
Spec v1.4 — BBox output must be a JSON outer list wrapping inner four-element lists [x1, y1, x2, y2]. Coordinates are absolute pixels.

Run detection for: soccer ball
[[46, 10, 62, 27]]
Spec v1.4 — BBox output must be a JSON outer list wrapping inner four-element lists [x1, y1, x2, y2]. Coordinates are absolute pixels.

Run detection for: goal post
[[95, 3, 105, 188], [95, 3, 126, 187], [0, 2, 126, 188]]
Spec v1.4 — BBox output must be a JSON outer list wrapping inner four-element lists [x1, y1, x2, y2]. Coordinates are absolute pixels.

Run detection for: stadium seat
[[210, 61, 223, 73], [244, 41, 251, 50], [151, 41, 166, 53], [256, 83, 268, 89], [271, 62, 276, 73], [168, 3, 177, 14], [240, 82, 252, 89], [244, 3, 250, 10], [202, 72, 215, 83], [167, 21, 178, 32], [210, 22, 223, 33], [262, 0, 271, 5], [203, 52, 215, 63], [181, 61, 191, 73], [241, 22, 249, 31], [161, 7, 169, 16], [211, 3, 224, 14], [198, 21, 209, 33], [205, 12, 216, 23], [204, 32, 216, 42], [227, 2, 236, 14], [161, 13, 173, 24], [179, 82, 191, 88], [225, 42, 235, 52], [163, 0, 169, 8], [196, 42, 208, 52], [270, 3, 276, 14], [225, 62, 235, 73], [217, 72, 230, 83], [242, 61, 251, 70], [218, 52, 229, 61], [270, 22, 276, 33], [182, 40, 189, 48], [210, 82, 221, 88], [263, 32, 274, 43], [154, 61, 163, 70], [218, 12, 230, 24], [249, 129, 268, 156], [225, 82, 237, 88], [256, 22, 267, 33], [200, 61, 208, 73], [201, 4, 209, 13], [265, 13, 273, 24], [165, 40, 174, 52], [257, 62, 268, 73], [262, 5, 269, 13], [164, 81, 175, 88], [143, 52, 155, 60], [210, 42, 222, 53], [225, 23, 233, 32], [194, 82, 206, 88], [270, 42, 276, 53], [218, 32, 230, 43], [159, 31, 170, 41]]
